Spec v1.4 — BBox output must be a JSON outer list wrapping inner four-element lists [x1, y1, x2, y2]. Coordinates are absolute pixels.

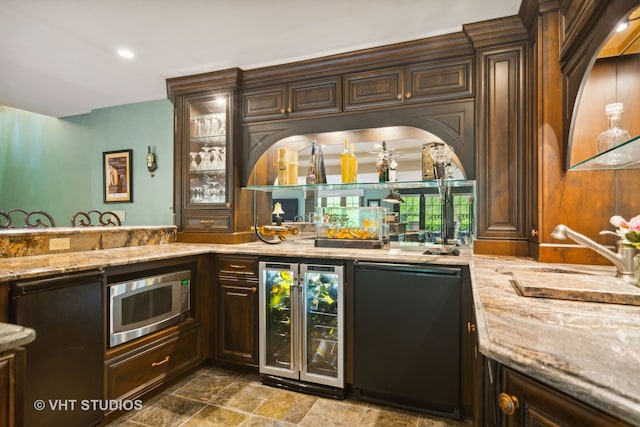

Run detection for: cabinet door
[[181, 92, 233, 232], [499, 367, 629, 426], [0, 350, 23, 427], [217, 282, 259, 366], [405, 58, 473, 103], [242, 86, 287, 122], [343, 67, 404, 111], [288, 78, 342, 117]]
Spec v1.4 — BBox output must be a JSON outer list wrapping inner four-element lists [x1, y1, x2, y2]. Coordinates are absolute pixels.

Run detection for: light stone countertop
[[0, 322, 35, 353], [0, 240, 638, 424]]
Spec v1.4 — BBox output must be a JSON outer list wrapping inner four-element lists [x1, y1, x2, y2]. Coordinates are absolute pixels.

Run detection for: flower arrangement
[[610, 215, 640, 249]]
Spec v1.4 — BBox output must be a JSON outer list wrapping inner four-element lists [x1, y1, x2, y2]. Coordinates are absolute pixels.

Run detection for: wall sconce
[[146, 146, 158, 177]]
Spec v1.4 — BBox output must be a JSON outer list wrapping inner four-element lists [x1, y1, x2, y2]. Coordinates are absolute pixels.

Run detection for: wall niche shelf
[[570, 135, 640, 171]]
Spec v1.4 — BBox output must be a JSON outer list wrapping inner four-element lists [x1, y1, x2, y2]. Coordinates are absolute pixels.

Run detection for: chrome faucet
[[551, 224, 637, 279]]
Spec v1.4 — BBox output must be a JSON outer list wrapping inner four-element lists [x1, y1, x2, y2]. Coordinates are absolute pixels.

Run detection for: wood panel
[[475, 44, 527, 243]]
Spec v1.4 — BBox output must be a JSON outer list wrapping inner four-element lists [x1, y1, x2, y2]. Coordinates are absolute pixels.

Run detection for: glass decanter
[[596, 102, 631, 153]]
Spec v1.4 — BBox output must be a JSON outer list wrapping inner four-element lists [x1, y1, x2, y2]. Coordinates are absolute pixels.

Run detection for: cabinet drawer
[[218, 255, 258, 278], [106, 326, 202, 401], [183, 212, 231, 232]]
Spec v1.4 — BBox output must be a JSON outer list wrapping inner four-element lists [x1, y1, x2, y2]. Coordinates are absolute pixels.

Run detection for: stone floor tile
[[127, 394, 206, 427], [253, 388, 318, 424], [181, 404, 248, 426]]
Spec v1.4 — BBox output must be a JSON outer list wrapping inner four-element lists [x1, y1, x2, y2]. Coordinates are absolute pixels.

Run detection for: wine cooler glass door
[[259, 262, 298, 380], [300, 264, 344, 388]]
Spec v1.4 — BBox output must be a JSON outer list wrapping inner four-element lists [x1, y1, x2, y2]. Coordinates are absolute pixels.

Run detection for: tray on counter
[[511, 271, 640, 306]]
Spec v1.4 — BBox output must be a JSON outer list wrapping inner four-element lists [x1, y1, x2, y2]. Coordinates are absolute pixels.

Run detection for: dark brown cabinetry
[[498, 367, 631, 426], [242, 77, 342, 122], [216, 255, 259, 366], [344, 60, 473, 111], [167, 69, 255, 244], [104, 319, 202, 418], [0, 349, 24, 427]]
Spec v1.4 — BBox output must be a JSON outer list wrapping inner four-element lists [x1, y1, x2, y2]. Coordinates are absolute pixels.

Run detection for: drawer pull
[[498, 392, 519, 416], [200, 220, 215, 226], [229, 264, 246, 269], [252, 287, 257, 293], [151, 356, 170, 367]]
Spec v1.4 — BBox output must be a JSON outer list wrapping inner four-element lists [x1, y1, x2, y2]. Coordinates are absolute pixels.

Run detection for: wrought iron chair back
[[0, 209, 57, 228], [71, 210, 122, 227]]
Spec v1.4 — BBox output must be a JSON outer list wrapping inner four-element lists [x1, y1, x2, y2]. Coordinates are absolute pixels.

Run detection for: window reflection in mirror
[[570, 5, 640, 166]]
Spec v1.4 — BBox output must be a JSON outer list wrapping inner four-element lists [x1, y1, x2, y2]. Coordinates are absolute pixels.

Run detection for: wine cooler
[[258, 261, 344, 398]]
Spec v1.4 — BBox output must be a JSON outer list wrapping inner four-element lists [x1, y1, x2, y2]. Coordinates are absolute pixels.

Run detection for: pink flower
[[627, 215, 640, 232]]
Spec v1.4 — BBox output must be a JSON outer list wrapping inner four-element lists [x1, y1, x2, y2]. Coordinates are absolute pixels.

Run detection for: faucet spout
[[551, 224, 636, 278]]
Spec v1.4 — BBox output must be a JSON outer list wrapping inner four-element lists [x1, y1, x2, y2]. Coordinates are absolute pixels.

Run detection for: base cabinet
[[0, 349, 24, 427], [497, 367, 631, 427], [104, 320, 202, 414], [216, 256, 259, 367]]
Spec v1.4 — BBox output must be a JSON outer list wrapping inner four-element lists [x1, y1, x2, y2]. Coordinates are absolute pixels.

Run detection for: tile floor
[[106, 366, 472, 427]]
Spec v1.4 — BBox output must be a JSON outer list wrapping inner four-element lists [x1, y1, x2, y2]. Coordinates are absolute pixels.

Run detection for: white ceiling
[[0, 0, 521, 118]]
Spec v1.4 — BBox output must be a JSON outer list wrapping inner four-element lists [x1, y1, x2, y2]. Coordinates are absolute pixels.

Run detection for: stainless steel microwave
[[108, 269, 191, 347]]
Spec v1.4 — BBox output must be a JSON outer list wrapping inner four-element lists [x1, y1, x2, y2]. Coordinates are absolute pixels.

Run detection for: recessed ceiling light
[[116, 48, 135, 59]]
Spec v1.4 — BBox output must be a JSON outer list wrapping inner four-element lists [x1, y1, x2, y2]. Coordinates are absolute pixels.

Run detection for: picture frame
[[367, 199, 380, 207], [103, 149, 133, 203]]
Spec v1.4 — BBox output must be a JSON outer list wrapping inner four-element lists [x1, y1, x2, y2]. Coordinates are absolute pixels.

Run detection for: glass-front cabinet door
[[180, 91, 233, 233], [259, 262, 298, 380], [187, 94, 229, 206]]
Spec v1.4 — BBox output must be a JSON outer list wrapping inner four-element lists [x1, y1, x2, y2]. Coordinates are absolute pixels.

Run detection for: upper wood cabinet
[[242, 77, 342, 122], [343, 59, 473, 112], [167, 68, 256, 243]]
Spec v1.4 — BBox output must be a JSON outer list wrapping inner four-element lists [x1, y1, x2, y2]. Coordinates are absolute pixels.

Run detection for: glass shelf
[[245, 179, 476, 192], [570, 134, 640, 170]]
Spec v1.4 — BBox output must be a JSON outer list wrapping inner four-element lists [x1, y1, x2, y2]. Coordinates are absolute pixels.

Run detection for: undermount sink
[[495, 266, 596, 275], [504, 267, 640, 306]]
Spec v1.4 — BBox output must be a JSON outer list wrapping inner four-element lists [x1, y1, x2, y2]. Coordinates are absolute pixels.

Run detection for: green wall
[[0, 100, 174, 226]]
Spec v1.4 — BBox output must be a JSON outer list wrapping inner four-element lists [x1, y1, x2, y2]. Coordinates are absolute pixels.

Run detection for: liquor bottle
[[316, 142, 327, 184], [349, 143, 358, 183], [376, 141, 390, 183], [277, 148, 289, 185], [340, 139, 352, 184], [306, 141, 317, 184]]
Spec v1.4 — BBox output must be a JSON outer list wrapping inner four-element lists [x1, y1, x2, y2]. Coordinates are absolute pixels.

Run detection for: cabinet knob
[[252, 287, 257, 293], [467, 321, 476, 334], [530, 229, 539, 237], [396, 93, 403, 100], [405, 92, 412, 99], [498, 392, 519, 416], [200, 220, 215, 227], [226, 202, 231, 208], [287, 107, 292, 113], [280, 108, 286, 114]]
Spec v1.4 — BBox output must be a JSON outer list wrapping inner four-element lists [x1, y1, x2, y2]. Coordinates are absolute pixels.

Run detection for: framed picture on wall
[[103, 149, 133, 203], [367, 199, 380, 207]]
